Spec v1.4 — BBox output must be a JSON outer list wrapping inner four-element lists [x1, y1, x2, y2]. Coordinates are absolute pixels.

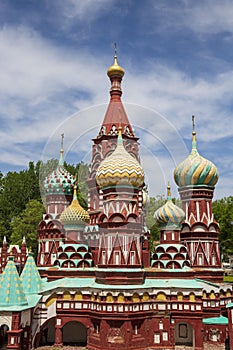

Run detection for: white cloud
[[0, 22, 232, 198], [152, 0, 233, 35], [59, 0, 115, 20]]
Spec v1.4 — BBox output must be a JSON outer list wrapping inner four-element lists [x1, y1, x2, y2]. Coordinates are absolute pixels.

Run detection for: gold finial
[[113, 42, 118, 65], [107, 43, 124, 78], [192, 115, 195, 134], [118, 125, 122, 137], [59, 133, 65, 165], [192, 115, 197, 146], [61, 133, 64, 150], [167, 181, 171, 198]]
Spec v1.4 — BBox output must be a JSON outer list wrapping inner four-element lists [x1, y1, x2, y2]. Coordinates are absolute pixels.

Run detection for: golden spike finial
[[59, 133, 64, 165], [167, 181, 171, 198], [192, 115, 195, 134], [107, 43, 124, 78], [61, 133, 64, 150], [113, 42, 118, 65], [192, 115, 197, 147]]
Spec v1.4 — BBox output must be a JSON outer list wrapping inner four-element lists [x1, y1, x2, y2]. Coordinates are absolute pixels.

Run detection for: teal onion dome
[[174, 128, 219, 188], [43, 147, 75, 195], [96, 127, 144, 188], [154, 184, 185, 228]]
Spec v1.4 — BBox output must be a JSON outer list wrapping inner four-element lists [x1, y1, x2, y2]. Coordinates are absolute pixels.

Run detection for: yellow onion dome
[[107, 53, 125, 78], [96, 127, 144, 188], [174, 123, 219, 188], [154, 184, 185, 228], [60, 186, 89, 225]]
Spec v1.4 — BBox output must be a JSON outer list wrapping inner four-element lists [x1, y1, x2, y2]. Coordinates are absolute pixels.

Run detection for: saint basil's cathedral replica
[[0, 51, 233, 350]]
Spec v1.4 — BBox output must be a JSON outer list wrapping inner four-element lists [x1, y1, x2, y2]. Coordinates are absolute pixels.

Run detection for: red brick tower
[[37, 136, 75, 266], [174, 117, 222, 279], [86, 50, 150, 278]]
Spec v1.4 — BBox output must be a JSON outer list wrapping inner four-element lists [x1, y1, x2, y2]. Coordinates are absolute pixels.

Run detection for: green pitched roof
[[203, 315, 228, 325], [20, 253, 42, 294], [0, 256, 28, 307]]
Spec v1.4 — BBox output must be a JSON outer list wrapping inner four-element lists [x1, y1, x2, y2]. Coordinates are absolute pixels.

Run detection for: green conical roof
[[20, 253, 42, 294], [0, 256, 28, 306]]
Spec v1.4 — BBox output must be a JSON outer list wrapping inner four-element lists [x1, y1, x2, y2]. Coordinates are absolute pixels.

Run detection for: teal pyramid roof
[[203, 315, 228, 325], [20, 253, 42, 294], [0, 256, 28, 307]]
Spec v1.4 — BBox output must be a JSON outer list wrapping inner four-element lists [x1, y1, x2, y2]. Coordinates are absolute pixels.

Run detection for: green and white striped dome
[[174, 130, 219, 188]]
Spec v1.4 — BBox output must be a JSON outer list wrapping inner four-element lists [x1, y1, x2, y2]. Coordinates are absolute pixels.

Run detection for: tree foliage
[[145, 195, 182, 250], [11, 200, 45, 255], [0, 161, 89, 250], [0, 160, 233, 261], [212, 196, 233, 259]]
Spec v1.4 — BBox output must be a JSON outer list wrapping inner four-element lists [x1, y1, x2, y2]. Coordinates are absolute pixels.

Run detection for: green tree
[[145, 195, 183, 250], [65, 161, 89, 207], [212, 196, 233, 259], [10, 200, 45, 255]]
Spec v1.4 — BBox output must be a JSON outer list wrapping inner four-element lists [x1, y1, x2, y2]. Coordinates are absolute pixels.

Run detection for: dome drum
[[178, 186, 215, 201]]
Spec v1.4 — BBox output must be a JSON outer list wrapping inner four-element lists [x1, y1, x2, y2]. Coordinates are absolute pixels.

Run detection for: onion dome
[[43, 135, 75, 195], [154, 184, 185, 228], [96, 127, 144, 188], [174, 117, 219, 187], [107, 44, 124, 78], [60, 185, 89, 225]]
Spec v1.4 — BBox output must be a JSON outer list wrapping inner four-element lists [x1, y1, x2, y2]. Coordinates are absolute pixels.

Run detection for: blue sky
[[0, 0, 232, 199]]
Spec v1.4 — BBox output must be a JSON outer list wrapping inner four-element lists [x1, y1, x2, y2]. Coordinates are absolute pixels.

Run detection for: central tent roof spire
[[98, 45, 135, 138]]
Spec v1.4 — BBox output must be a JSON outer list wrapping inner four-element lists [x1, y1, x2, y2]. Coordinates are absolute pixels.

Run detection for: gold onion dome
[[107, 45, 124, 78], [60, 186, 89, 225], [154, 184, 185, 228], [96, 127, 144, 188], [174, 117, 219, 187]]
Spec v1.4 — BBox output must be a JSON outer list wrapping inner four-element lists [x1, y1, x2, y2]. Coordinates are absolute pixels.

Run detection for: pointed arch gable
[[97, 236, 108, 265], [126, 238, 141, 265], [108, 235, 126, 265], [193, 241, 209, 266]]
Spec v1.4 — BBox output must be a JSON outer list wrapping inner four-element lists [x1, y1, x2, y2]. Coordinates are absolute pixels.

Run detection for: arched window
[[63, 291, 71, 300], [117, 293, 124, 302], [106, 293, 113, 302], [74, 291, 83, 301], [156, 292, 166, 301], [177, 292, 183, 301], [132, 293, 140, 302], [189, 293, 195, 302], [142, 292, 149, 301]]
